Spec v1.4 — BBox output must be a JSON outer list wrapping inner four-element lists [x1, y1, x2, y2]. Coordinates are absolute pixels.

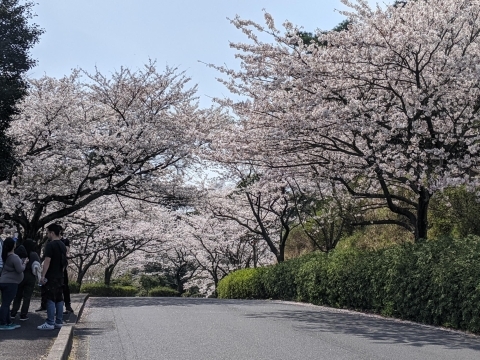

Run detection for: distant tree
[[0, 0, 43, 180]]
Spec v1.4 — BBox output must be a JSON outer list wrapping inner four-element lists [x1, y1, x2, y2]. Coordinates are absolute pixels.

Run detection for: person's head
[[23, 239, 37, 255], [46, 223, 63, 240], [2, 237, 16, 263], [0, 223, 4, 234]]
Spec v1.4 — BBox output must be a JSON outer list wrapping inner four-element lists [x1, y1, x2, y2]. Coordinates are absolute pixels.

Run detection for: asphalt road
[[73, 297, 480, 360]]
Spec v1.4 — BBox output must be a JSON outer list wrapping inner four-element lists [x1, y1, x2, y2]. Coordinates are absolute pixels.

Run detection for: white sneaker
[[37, 322, 55, 330], [54, 323, 62, 329]]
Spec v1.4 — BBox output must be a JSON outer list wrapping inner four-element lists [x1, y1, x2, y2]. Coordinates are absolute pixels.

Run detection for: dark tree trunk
[[104, 265, 115, 286], [415, 188, 430, 241], [76, 271, 85, 287]]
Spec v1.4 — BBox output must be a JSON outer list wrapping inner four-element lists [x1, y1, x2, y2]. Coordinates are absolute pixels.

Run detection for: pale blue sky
[[29, 0, 385, 107]]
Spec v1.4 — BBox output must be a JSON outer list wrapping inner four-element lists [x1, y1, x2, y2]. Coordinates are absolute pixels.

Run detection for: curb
[[46, 294, 89, 360]]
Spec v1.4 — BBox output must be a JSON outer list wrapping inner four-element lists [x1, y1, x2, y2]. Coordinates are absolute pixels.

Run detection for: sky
[[28, 0, 385, 107]]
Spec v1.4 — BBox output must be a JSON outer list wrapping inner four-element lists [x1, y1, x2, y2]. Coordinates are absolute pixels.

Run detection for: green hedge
[[69, 281, 80, 294], [218, 236, 480, 334], [80, 283, 138, 297], [217, 267, 267, 299], [149, 286, 180, 297]]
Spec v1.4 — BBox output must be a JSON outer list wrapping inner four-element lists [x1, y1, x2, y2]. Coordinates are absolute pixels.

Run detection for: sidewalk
[[0, 294, 87, 360]]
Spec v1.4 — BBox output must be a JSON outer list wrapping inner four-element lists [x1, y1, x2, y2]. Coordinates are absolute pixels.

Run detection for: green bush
[[80, 283, 138, 297], [217, 268, 267, 299], [217, 236, 480, 334], [68, 281, 80, 294], [149, 286, 180, 297], [139, 274, 167, 292], [111, 273, 134, 287]]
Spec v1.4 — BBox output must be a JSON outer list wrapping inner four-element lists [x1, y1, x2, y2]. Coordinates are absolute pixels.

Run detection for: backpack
[[53, 241, 68, 271]]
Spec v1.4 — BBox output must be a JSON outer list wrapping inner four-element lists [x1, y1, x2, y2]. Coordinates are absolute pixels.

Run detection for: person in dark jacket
[[11, 239, 41, 321], [0, 238, 27, 330]]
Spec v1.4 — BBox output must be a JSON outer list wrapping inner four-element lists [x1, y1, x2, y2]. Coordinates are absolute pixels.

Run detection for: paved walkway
[[0, 294, 84, 360], [74, 297, 480, 360]]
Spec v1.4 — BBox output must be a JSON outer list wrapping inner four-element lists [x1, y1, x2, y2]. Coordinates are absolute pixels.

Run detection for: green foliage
[[149, 286, 180, 297], [217, 268, 267, 299], [139, 274, 167, 292], [218, 236, 480, 334], [429, 187, 480, 238], [0, 0, 43, 180], [80, 283, 138, 297], [111, 272, 134, 287], [69, 281, 80, 294]]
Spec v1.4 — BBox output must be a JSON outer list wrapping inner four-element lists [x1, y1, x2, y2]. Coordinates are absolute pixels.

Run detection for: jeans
[[46, 299, 64, 325], [45, 277, 64, 325], [11, 271, 36, 316], [0, 283, 18, 325]]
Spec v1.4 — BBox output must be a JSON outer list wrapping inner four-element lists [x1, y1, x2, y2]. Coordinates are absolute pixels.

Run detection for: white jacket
[[31, 260, 42, 282]]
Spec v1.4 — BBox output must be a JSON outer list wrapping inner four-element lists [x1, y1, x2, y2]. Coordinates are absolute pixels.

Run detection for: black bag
[[54, 241, 68, 271]]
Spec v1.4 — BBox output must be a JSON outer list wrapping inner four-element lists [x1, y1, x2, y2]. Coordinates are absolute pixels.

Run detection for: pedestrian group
[[0, 223, 75, 330]]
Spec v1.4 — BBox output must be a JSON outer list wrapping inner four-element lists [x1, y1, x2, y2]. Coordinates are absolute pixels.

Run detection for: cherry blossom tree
[[0, 62, 215, 243], [204, 166, 299, 263], [210, 0, 480, 240], [180, 212, 266, 293], [63, 195, 174, 286]]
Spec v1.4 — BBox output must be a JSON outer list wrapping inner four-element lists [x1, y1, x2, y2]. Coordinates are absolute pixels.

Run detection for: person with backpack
[[11, 239, 41, 321], [0, 223, 5, 274], [37, 224, 67, 330], [60, 233, 74, 315], [0, 237, 27, 330]]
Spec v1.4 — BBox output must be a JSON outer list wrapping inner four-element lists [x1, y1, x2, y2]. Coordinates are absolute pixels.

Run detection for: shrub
[[139, 274, 167, 292], [218, 236, 480, 334], [217, 268, 266, 299], [69, 281, 80, 294], [80, 283, 138, 297], [111, 273, 134, 287], [149, 286, 180, 297]]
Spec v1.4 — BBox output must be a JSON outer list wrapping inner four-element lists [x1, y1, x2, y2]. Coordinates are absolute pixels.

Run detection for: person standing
[[0, 223, 5, 274], [60, 233, 74, 314], [0, 237, 27, 330], [11, 239, 41, 321], [35, 236, 51, 312], [37, 224, 67, 330]]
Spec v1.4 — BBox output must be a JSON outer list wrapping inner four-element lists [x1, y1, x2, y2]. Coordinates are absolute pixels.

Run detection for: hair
[[23, 239, 37, 255], [2, 237, 16, 263], [46, 223, 63, 237]]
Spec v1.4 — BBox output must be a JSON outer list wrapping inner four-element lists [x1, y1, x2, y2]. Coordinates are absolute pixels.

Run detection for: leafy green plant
[[80, 283, 138, 297], [149, 286, 180, 297]]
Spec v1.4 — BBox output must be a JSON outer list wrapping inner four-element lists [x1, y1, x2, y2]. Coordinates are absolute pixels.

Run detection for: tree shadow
[[86, 296, 268, 308], [243, 308, 480, 352]]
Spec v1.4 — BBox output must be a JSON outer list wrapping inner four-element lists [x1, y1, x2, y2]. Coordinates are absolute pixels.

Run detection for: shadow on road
[[83, 297, 480, 353], [243, 308, 480, 352], [87, 297, 268, 308]]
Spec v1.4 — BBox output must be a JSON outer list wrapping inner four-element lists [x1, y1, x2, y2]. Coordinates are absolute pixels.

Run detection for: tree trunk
[[76, 270, 86, 287], [104, 266, 115, 286], [415, 188, 431, 241]]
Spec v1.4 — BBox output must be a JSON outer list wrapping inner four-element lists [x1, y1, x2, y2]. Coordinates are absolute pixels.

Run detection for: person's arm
[[12, 255, 26, 273], [41, 257, 51, 283]]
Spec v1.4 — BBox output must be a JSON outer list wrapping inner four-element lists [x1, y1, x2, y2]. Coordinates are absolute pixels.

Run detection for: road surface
[[73, 297, 480, 360]]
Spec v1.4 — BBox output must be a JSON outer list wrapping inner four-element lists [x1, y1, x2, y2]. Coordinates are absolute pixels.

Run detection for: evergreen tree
[[0, 0, 43, 180]]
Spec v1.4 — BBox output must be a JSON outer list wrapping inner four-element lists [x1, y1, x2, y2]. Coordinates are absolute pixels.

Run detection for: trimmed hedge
[[80, 283, 138, 297], [69, 281, 80, 294], [149, 286, 180, 297], [218, 236, 480, 334], [217, 267, 267, 299]]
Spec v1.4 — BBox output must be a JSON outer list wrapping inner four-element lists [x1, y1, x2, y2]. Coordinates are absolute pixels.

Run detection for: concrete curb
[[46, 294, 89, 360]]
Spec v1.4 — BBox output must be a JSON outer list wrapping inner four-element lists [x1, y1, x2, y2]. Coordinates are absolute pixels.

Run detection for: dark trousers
[[41, 269, 71, 309], [11, 271, 36, 316], [0, 283, 18, 325], [63, 269, 71, 308], [40, 283, 47, 309]]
